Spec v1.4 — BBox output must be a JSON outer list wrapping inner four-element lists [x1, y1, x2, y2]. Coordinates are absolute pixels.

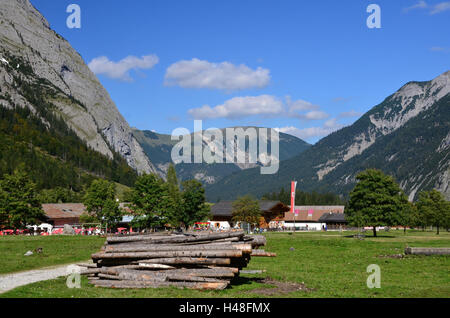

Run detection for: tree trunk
[[436, 225, 440, 235], [403, 226, 406, 234], [373, 226, 377, 237]]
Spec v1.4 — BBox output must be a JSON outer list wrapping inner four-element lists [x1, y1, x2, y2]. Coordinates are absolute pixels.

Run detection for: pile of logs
[[78, 230, 276, 290]]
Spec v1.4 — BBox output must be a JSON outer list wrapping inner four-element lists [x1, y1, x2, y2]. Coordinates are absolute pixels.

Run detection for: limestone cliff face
[[0, 0, 156, 174], [316, 71, 450, 182]]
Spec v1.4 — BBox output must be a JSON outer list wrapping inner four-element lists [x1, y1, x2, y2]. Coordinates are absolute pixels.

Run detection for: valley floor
[[0, 230, 449, 298]]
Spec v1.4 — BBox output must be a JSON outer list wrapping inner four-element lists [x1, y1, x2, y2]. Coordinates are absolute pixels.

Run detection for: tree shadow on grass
[[230, 276, 315, 295], [343, 234, 396, 238], [230, 276, 266, 286]]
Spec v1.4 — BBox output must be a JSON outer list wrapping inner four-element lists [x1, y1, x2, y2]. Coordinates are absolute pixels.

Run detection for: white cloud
[[403, 0, 428, 12], [278, 119, 344, 141], [430, 1, 450, 14], [164, 58, 270, 90], [285, 97, 328, 120], [286, 96, 320, 112], [339, 110, 363, 118], [188, 95, 333, 121], [188, 95, 283, 119], [88, 54, 159, 81], [430, 46, 450, 52], [332, 97, 351, 103], [301, 111, 329, 120], [403, 1, 450, 14]]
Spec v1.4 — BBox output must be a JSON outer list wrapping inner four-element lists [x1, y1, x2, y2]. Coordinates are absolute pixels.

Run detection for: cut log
[[105, 234, 182, 244], [165, 275, 226, 283], [89, 279, 228, 290], [191, 237, 240, 244], [98, 273, 121, 280], [104, 243, 252, 254], [404, 247, 450, 255], [166, 268, 237, 278], [108, 237, 240, 249], [76, 263, 97, 268], [136, 257, 231, 266], [96, 259, 136, 267], [116, 270, 167, 282], [240, 270, 266, 274], [80, 268, 101, 275], [137, 263, 176, 270], [251, 249, 276, 257], [92, 250, 243, 260], [96, 268, 236, 282], [244, 235, 266, 247], [108, 265, 143, 270], [106, 230, 244, 244]]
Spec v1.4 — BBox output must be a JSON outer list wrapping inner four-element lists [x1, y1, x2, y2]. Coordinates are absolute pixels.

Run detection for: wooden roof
[[284, 206, 345, 222], [42, 203, 86, 220], [319, 212, 347, 223]]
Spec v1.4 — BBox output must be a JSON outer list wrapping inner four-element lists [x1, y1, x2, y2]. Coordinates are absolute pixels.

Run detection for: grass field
[[1, 230, 449, 298], [0, 235, 105, 274]]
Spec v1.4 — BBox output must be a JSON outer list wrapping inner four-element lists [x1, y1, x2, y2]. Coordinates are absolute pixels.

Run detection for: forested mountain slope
[[206, 71, 450, 201]]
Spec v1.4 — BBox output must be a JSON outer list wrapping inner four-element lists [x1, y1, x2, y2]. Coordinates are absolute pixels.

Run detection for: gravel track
[[0, 262, 86, 294]]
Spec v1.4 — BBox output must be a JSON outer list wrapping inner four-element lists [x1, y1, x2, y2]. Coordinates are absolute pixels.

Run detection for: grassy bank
[[0, 235, 105, 274], [1, 230, 449, 297]]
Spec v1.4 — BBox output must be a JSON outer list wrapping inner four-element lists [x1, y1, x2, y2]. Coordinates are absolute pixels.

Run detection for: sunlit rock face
[[0, 0, 156, 174]]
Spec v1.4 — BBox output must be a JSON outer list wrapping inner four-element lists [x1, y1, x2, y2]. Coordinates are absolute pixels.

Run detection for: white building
[[283, 206, 346, 230]]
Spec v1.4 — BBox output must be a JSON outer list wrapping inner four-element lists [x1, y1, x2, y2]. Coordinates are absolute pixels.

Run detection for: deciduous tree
[[232, 195, 261, 229], [346, 169, 408, 237], [166, 164, 183, 226], [179, 179, 210, 228], [0, 169, 46, 229], [129, 174, 174, 230], [416, 189, 449, 235], [83, 179, 122, 231]]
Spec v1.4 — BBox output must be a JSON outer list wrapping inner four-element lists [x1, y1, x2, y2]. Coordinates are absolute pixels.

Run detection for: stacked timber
[[79, 230, 275, 290]]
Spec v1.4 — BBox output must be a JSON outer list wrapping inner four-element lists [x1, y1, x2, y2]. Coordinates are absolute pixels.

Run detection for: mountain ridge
[[205, 71, 450, 202], [133, 127, 311, 184]]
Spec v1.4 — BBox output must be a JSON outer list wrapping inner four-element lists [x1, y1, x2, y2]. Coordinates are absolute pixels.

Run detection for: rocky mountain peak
[[324, 70, 450, 177], [0, 0, 156, 174]]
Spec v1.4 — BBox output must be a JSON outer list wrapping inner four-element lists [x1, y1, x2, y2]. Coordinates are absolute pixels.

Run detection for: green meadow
[[1, 230, 449, 298]]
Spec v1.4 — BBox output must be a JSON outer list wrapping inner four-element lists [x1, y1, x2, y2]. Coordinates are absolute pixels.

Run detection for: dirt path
[[0, 262, 87, 294]]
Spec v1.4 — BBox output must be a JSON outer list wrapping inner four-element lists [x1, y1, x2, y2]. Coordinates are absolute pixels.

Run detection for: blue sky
[[31, 0, 449, 143]]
